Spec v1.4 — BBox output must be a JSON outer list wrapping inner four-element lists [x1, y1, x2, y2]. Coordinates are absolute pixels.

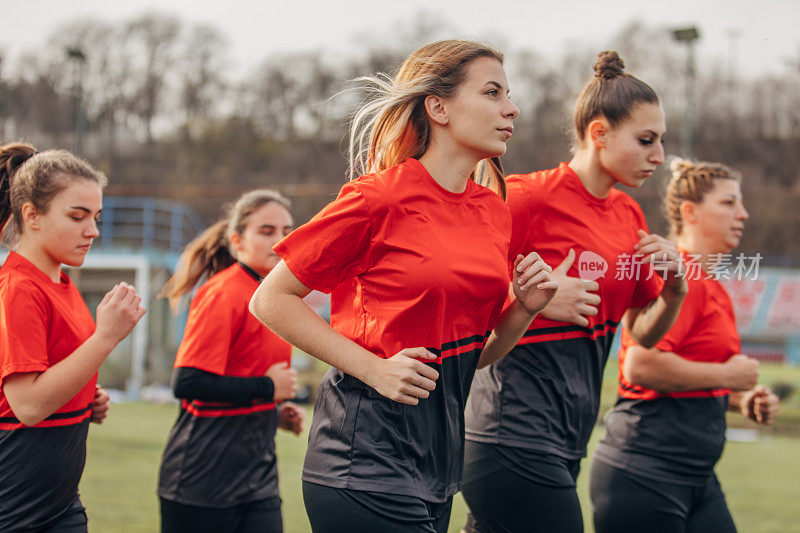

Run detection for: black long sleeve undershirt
[[172, 367, 275, 403]]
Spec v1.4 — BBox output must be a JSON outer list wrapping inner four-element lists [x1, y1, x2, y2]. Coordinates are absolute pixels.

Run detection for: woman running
[[0, 142, 144, 532], [462, 51, 687, 532], [158, 190, 304, 533], [249, 40, 557, 532], [590, 158, 779, 533]]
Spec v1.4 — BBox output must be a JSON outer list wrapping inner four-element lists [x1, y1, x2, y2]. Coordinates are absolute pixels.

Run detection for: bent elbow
[[622, 363, 642, 387], [623, 356, 653, 389], [248, 295, 261, 320], [13, 405, 46, 427], [627, 370, 652, 389], [249, 293, 269, 324]]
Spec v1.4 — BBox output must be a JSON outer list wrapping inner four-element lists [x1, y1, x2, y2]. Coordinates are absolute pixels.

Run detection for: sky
[[1, 0, 798, 79]]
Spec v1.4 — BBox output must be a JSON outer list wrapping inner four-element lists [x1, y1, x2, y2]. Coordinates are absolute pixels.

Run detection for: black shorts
[[302, 482, 452, 533], [160, 496, 282, 533], [590, 459, 736, 533], [461, 441, 583, 533]]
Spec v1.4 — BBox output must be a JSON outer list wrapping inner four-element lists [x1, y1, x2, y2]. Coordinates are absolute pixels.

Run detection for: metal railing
[[97, 197, 205, 253]]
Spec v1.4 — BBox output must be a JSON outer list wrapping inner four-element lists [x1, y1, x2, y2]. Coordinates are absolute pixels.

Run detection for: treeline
[[1, 14, 799, 261]]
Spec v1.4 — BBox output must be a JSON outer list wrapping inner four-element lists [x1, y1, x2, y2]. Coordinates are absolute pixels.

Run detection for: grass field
[[81, 361, 800, 532]]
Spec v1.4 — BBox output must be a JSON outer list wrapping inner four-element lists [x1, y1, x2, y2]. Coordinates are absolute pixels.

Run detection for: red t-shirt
[[175, 262, 291, 377], [508, 162, 664, 342], [274, 157, 511, 501], [275, 157, 511, 362], [174, 263, 292, 416], [598, 258, 739, 483], [618, 264, 739, 400], [158, 263, 292, 506], [0, 251, 97, 429]]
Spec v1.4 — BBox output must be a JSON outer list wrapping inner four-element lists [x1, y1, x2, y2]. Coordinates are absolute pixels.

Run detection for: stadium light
[[672, 27, 700, 160], [65, 46, 87, 156]]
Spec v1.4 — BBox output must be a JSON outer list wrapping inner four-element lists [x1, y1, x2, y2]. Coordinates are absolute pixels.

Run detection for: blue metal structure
[[95, 197, 205, 260]]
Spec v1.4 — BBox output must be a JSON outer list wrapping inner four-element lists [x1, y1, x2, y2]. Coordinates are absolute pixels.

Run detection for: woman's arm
[[3, 283, 145, 426], [622, 231, 688, 348], [250, 261, 439, 406], [478, 253, 558, 368], [624, 345, 760, 393], [172, 363, 297, 403]]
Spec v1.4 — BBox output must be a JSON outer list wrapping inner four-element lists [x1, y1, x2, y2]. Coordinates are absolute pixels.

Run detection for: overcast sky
[[2, 0, 798, 78]]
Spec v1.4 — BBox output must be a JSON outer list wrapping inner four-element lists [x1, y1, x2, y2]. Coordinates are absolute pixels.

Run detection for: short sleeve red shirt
[[274, 157, 512, 360], [618, 263, 740, 400], [274, 157, 511, 501], [507, 163, 664, 341], [0, 251, 97, 428], [174, 263, 291, 376]]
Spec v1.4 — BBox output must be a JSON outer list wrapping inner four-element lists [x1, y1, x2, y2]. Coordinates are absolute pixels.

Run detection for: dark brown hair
[[664, 158, 742, 237], [0, 142, 107, 237], [573, 51, 659, 143], [160, 189, 291, 311]]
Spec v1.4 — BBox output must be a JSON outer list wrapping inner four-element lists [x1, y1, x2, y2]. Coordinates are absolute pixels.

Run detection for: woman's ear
[[20, 202, 40, 231], [424, 95, 449, 126], [588, 119, 608, 149], [229, 231, 242, 255], [679, 200, 698, 226]]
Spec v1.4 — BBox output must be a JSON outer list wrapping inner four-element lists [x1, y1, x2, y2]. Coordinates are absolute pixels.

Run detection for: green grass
[[81, 361, 800, 532]]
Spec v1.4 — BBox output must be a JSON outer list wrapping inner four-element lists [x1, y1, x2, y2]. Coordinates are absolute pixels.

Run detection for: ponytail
[[160, 220, 234, 311], [160, 189, 291, 312], [0, 143, 37, 234]]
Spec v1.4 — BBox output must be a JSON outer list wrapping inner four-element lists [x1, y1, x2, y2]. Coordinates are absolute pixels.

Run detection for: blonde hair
[[0, 142, 107, 237], [348, 39, 507, 198], [160, 189, 290, 311], [664, 158, 741, 237]]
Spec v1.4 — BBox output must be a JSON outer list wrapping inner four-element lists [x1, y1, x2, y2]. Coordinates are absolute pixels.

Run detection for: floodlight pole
[[65, 47, 87, 156], [672, 27, 700, 160]]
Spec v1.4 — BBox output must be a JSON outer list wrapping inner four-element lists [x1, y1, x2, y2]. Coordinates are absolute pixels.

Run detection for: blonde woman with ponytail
[[158, 190, 303, 533], [249, 40, 557, 532], [590, 159, 779, 532], [0, 143, 144, 532]]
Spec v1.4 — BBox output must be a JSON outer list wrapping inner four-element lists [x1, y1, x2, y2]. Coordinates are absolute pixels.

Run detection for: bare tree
[[48, 19, 138, 163], [125, 12, 181, 144], [178, 23, 229, 141]]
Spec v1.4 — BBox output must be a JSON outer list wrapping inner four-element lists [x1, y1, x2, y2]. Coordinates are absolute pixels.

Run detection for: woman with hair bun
[[590, 159, 779, 533], [462, 51, 687, 532], [249, 39, 558, 532], [0, 142, 144, 532], [158, 189, 304, 533]]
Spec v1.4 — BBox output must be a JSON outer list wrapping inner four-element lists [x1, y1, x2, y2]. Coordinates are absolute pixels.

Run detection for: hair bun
[[593, 51, 625, 79], [670, 157, 694, 175]]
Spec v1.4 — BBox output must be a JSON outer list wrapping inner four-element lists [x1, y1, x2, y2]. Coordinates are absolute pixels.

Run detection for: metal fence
[[96, 197, 206, 253]]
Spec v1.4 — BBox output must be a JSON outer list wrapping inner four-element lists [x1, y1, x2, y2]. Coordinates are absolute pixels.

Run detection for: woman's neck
[[417, 140, 479, 193], [14, 241, 62, 283], [569, 149, 616, 199], [676, 233, 731, 273]]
